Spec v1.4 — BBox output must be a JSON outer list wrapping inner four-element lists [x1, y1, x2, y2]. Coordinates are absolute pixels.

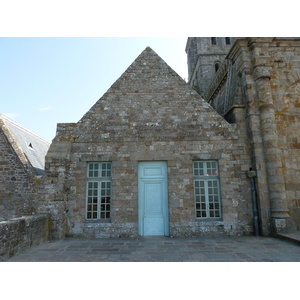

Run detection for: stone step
[[277, 231, 300, 246]]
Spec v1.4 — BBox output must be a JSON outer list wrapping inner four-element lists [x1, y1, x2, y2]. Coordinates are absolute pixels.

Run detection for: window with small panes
[[193, 161, 222, 219], [86, 162, 112, 220]]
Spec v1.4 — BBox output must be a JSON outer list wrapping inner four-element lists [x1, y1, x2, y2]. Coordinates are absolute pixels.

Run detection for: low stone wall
[[0, 214, 49, 261], [66, 222, 138, 238]]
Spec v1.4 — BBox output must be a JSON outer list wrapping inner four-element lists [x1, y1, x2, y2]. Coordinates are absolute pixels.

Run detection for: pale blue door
[[138, 161, 169, 236]]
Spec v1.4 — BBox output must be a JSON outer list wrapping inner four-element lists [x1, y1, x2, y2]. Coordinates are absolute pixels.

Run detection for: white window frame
[[86, 162, 112, 220], [193, 161, 222, 219]]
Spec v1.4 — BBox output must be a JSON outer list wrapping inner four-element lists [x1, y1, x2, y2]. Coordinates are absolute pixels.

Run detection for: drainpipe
[[247, 168, 259, 236]]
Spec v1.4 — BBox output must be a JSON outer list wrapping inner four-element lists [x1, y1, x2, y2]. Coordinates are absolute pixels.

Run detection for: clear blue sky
[[0, 37, 188, 142]]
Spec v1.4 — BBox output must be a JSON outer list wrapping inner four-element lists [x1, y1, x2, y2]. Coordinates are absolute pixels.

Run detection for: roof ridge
[[0, 114, 50, 144]]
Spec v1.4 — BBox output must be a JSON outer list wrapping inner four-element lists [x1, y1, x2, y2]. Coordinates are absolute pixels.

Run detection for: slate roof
[[0, 114, 50, 176]]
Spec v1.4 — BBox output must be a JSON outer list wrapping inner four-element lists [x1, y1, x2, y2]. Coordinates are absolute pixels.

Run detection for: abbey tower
[[186, 37, 239, 95]]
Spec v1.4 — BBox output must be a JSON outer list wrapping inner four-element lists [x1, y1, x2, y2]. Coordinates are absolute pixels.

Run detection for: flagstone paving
[[5, 235, 300, 262]]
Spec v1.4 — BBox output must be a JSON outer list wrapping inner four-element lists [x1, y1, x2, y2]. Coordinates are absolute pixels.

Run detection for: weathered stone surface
[[0, 115, 49, 220], [41, 47, 253, 239], [189, 38, 300, 234], [0, 122, 35, 219], [0, 214, 49, 261], [186, 37, 239, 96], [4, 38, 299, 243]]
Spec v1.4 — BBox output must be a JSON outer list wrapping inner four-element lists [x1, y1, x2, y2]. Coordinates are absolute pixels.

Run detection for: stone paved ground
[[5, 235, 300, 262]]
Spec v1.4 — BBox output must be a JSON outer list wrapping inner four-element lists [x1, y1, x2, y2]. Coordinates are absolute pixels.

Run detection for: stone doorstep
[[277, 231, 300, 246]]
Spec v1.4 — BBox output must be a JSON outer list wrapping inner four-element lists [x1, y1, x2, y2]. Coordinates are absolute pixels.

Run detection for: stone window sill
[[195, 218, 223, 222], [85, 219, 111, 223]]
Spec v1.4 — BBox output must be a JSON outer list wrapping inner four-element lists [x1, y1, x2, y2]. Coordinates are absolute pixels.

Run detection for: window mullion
[[204, 179, 209, 218], [97, 180, 101, 220]]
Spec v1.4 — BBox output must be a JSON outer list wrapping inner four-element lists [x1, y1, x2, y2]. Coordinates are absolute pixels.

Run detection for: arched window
[[215, 62, 220, 73], [211, 37, 216, 45], [225, 37, 230, 45]]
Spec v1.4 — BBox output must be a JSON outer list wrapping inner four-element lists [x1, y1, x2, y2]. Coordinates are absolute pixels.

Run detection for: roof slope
[[57, 47, 237, 143], [0, 114, 50, 176]]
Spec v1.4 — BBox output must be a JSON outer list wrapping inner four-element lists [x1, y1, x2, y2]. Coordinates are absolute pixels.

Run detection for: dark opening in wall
[[215, 63, 220, 72], [225, 37, 230, 45], [211, 37, 216, 45]]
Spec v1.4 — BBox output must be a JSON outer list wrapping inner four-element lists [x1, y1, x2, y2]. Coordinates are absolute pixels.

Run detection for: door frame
[[138, 161, 169, 236]]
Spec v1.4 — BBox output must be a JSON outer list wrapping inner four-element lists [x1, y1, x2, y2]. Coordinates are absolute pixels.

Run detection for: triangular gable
[[58, 47, 237, 142]]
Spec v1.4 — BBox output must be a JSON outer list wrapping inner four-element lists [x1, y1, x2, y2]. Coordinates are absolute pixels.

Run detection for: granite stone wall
[[200, 38, 300, 234], [186, 37, 238, 95], [0, 214, 49, 261], [0, 124, 37, 220], [39, 47, 254, 239]]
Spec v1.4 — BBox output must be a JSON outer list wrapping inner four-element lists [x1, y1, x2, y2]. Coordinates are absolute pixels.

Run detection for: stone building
[[0, 114, 50, 220], [186, 37, 239, 96], [4, 37, 297, 241], [2, 37, 299, 260], [41, 47, 254, 239], [186, 37, 300, 235]]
